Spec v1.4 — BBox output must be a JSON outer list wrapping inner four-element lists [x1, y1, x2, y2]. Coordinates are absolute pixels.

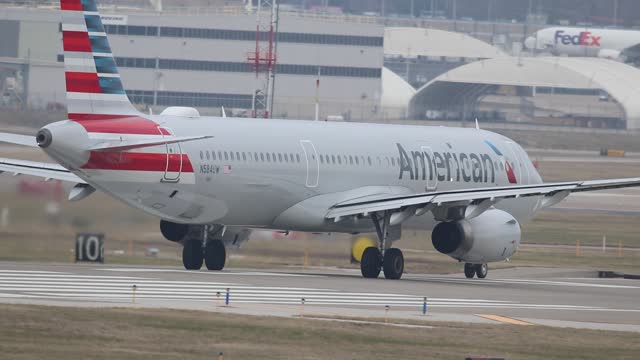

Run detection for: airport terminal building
[[0, 4, 383, 120]]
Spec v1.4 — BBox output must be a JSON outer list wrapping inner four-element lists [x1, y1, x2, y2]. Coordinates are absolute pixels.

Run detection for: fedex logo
[[554, 30, 601, 46]]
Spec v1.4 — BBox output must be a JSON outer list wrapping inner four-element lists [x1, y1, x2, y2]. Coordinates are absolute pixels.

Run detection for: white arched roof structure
[[409, 57, 640, 129], [381, 67, 415, 108], [384, 27, 506, 59]]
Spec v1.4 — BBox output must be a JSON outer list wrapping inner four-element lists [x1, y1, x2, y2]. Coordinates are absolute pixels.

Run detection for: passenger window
[[296, 154, 301, 163], [355, 156, 359, 165], [284, 154, 289, 162], [260, 153, 265, 162], [242, 152, 246, 161], [267, 153, 271, 162], [272, 153, 276, 162], [212, 151, 217, 160], [218, 151, 222, 160], [278, 153, 283, 162], [224, 152, 229, 161], [319, 155, 324, 164], [236, 152, 240, 160], [391, 157, 395, 166], [230, 152, 235, 161], [199, 151, 203, 160], [337, 156, 342, 165], [332, 155, 336, 164]]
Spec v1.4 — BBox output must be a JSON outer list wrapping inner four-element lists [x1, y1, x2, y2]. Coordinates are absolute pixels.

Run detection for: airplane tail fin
[[61, 0, 139, 120]]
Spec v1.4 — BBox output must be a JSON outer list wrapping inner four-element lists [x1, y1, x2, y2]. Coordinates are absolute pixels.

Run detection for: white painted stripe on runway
[[98, 268, 325, 277], [0, 293, 40, 298], [413, 276, 640, 289], [18, 292, 615, 310], [0, 280, 336, 292], [0, 270, 69, 274], [0, 274, 146, 280], [0, 289, 491, 302]]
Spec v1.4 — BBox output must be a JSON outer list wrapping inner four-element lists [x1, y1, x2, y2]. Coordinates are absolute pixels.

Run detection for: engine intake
[[431, 209, 521, 263]]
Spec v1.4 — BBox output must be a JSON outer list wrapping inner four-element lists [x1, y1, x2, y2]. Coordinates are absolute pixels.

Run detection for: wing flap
[[0, 157, 85, 183]]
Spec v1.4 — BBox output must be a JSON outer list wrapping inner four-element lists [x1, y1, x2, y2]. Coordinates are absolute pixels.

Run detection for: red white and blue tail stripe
[[61, 0, 139, 120]]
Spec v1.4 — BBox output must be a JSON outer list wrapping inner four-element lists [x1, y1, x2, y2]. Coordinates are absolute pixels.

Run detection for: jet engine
[[160, 220, 189, 242], [431, 209, 520, 263], [597, 49, 623, 61]]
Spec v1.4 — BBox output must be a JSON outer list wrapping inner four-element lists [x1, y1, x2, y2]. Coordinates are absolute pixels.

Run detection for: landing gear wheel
[[464, 263, 476, 278], [361, 247, 382, 279], [475, 263, 488, 279], [383, 248, 404, 280], [204, 240, 226, 271], [182, 239, 203, 270]]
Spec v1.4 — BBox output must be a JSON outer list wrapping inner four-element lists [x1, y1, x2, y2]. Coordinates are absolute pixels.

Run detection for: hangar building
[[410, 57, 640, 130]]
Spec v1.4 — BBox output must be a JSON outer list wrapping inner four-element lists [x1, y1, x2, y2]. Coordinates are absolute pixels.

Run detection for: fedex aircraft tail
[[61, 0, 139, 120]]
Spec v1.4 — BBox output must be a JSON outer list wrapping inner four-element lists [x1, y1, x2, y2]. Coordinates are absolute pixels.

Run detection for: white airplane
[[2, 0, 640, 280], [525, 26, 640, 61]]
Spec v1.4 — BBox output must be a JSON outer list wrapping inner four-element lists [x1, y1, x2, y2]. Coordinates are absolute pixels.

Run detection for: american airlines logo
[[396, 143, 518, 185], [554, 30, 601, 46], [396, 144, 497, 184]]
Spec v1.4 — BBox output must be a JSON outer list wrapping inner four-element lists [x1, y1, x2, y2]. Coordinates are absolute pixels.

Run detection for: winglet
[[221, 106, 227, 118], [475, 118, 480, 130]]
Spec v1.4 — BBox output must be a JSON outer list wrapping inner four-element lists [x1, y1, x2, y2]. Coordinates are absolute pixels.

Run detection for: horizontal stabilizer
[[0, 157, 85, 183], [89, 135, 213, 152], [0, 132, 36, 147]]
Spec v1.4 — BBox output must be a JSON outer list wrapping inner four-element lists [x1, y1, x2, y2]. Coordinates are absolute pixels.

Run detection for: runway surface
[[1, 262, 639, 332]]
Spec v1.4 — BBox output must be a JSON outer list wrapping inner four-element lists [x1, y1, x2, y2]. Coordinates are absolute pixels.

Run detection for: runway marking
[[98, 268, 324, 277], [477, 314, 534, 326], [406, 275, 640, 289], [0, 271, 636, 312]]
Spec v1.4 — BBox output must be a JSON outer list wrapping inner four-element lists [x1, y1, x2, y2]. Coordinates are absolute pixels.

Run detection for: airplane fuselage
[[526, 26, 640, 58], [55, 116, 543, 234]]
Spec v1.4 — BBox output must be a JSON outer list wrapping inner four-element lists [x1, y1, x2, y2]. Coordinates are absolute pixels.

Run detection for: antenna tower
[[247, 0, 279, 118]]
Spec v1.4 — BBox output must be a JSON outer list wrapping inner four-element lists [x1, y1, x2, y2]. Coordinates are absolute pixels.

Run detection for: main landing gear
[[182, 226, 226, 271], [361, 211, 405, 280], [464, 263, 488, 279]]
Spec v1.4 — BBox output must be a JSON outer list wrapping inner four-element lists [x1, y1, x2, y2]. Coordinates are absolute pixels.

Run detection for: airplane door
[[300, 140, 319, 188], [159, 127, 182, 183], [420, 146, 438, 191]]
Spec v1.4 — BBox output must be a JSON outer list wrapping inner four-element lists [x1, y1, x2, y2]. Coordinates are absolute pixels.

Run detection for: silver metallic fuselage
[[44, 116, 543, 234]]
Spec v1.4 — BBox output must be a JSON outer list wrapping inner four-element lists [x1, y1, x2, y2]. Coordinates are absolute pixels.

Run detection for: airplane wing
[[0, 132, 37, 147], [326, 178, 640, 220], [0, 157, 86, 184]]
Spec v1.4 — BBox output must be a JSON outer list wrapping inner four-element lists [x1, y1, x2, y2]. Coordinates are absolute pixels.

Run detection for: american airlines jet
[[1, 0, 639, 280], [525, 26, 640, 61]]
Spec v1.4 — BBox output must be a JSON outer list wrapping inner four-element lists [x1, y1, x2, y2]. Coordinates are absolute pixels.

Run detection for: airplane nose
[[36, 128, 52, 148], [37, 120, 90, 169]]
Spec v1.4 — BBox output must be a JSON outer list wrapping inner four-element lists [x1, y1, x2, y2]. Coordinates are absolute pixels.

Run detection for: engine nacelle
[[160, 220, 189, 242], [431, 209, 520, 263], [597, 49, 623, 61]]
